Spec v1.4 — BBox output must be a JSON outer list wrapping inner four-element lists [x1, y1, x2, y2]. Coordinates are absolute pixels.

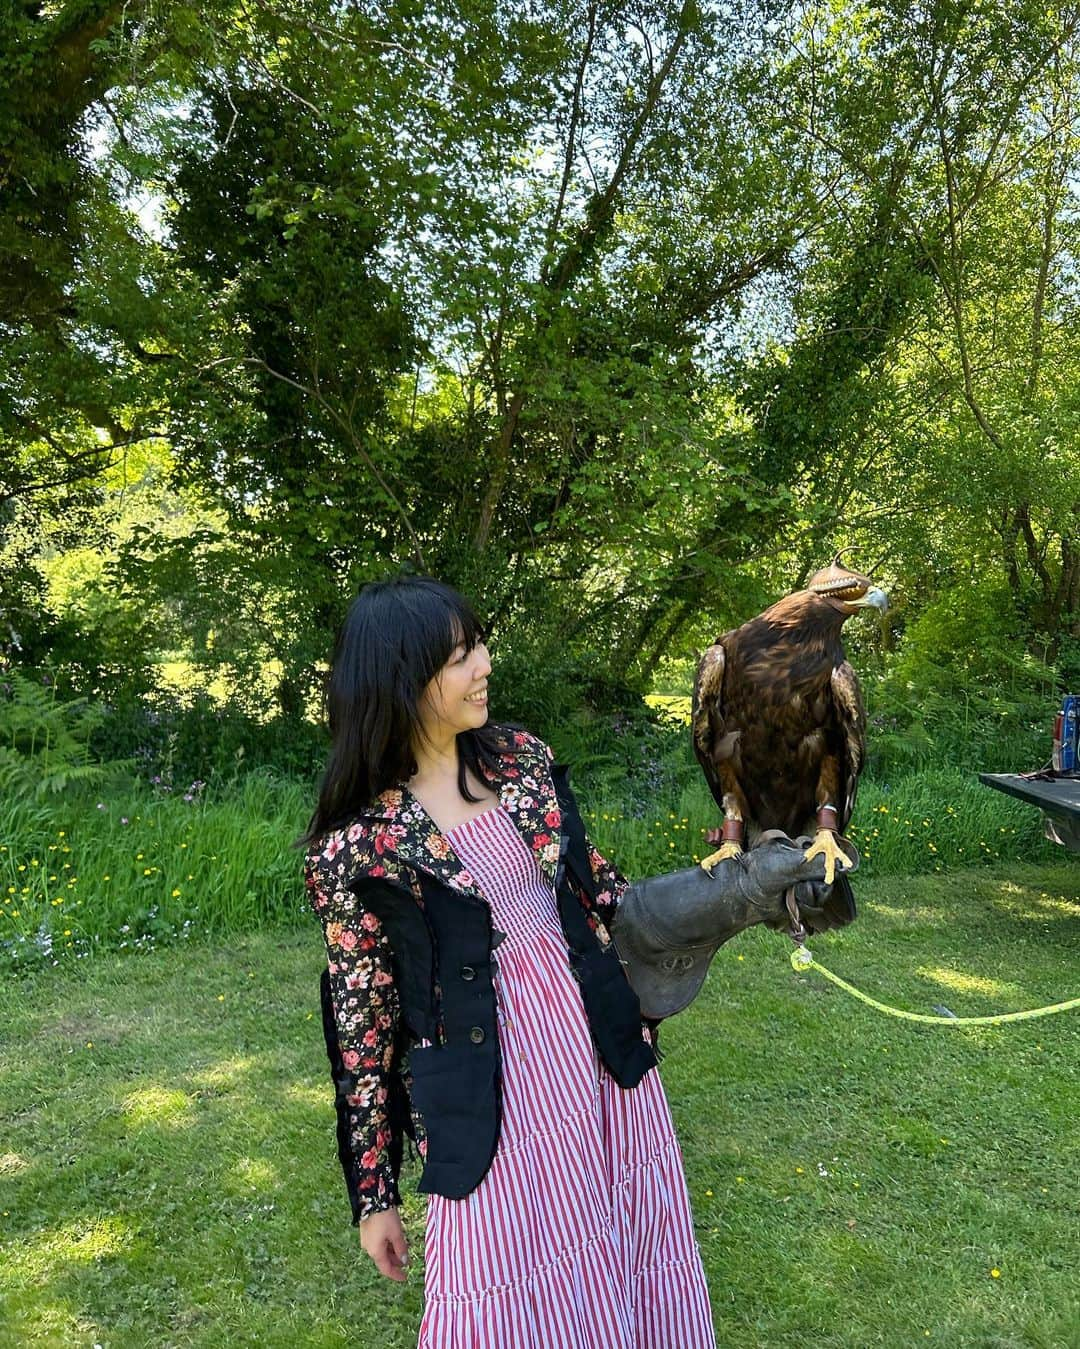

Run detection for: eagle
[[691, 552, 888, 929]]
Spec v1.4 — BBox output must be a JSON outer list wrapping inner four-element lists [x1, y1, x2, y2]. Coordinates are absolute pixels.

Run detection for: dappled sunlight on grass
[[916, 966, 1013, 998], [1013, 890, 1080, 918], [284, 1082, 330, 1108], [231, 1156, 279, 1188], [861, 867, 1080, 935], [122, 1086, 195, 1129], [985, 879, 1080, 922], [12, 1214, 136, 1278], [189, 1054, 262, 1088], [860, 900, 944, 926]]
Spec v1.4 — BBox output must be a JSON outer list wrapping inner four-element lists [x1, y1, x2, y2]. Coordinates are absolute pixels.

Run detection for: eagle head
[[806, 550, 888, 617]]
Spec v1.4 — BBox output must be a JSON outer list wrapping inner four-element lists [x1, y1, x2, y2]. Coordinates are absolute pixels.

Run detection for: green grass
[[0, 773, 312, 974], [2, 762, 1060, 975], [2, 861, 1079, 1347], [582, 765, 1059, 883]]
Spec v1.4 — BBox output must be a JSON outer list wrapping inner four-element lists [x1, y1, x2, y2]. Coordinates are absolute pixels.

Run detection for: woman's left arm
[[537, 733, 629, 931], [582, 832, 630, 931]]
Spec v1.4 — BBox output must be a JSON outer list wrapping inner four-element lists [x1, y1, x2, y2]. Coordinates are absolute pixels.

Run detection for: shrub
[[0, 669, 133, 799]]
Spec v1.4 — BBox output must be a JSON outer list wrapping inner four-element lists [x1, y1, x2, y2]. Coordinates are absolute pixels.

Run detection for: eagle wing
[[691, 642, 731, 815], [830, 661, 866, 833]]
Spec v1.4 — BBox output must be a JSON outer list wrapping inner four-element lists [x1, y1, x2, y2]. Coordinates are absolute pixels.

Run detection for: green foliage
[[864, 577, 1059, 776], [89, 686, 328, 788], [1, 768, 309, 973], [6, 0, 1080, 792], [0, 669, 133, 801]]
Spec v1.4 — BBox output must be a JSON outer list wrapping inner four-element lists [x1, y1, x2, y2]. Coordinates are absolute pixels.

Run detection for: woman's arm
[[306, 845, 403, 1226], [538, 736, 629, 931], [581, 832, 630, 931]]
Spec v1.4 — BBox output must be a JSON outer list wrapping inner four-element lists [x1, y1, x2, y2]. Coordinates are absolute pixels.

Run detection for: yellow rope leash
[[789, 946, 1080, 1026]]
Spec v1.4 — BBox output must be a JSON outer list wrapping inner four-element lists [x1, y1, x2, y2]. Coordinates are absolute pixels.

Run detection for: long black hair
[[297, 574, 524, 848]]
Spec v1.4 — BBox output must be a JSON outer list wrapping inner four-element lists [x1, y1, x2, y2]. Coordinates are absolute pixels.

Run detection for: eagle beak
[[851, 586, 888, 612]]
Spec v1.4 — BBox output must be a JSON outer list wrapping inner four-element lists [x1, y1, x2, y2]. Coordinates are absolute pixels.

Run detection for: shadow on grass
[[0, 932, 427, 1347], [2, 860, 1078, 1347]]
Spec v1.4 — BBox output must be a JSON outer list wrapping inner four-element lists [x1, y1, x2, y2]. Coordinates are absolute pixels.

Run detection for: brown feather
[[693, 588, 869, 842], [830, 662, 866, 831]]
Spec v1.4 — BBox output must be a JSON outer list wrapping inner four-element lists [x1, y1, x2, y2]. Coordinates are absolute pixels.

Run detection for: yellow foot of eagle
[[700, 841, 743, 876], [803, 829, 856, 886]]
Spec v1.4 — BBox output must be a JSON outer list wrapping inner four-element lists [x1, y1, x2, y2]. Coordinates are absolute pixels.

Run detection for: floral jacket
[[304, 727, 632, 1223]]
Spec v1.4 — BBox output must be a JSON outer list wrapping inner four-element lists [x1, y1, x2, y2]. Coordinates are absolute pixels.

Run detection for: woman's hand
[[360, 1206, 410, 1281]]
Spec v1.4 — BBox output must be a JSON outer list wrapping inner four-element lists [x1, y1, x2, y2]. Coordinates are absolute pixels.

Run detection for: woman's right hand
[[359, 1206, 410, 1281]]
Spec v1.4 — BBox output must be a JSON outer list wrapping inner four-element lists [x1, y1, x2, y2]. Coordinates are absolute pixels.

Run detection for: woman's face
[[416, 631, 492, 743]]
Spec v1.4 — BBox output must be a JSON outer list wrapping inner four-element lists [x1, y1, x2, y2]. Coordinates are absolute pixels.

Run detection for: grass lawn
[[2, 861, 1079, 1347]]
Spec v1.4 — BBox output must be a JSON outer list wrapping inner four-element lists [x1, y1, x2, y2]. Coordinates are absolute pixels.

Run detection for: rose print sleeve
[[306, 841, 402, 1225], [537, 735, 630, 930], [582, 832, 631, 930]]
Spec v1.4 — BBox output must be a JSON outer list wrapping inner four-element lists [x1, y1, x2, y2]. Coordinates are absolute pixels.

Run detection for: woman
[[301, 574, 716, 1347]]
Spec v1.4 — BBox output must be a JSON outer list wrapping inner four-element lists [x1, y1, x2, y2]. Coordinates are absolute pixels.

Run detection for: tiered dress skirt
[[416, 804, 715, 1349]]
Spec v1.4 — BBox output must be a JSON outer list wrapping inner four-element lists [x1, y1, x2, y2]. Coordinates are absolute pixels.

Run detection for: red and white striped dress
[[416, 804, 715, 1349]]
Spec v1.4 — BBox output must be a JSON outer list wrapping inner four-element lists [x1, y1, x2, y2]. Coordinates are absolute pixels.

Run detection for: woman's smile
[[416, 637, 493, 737]]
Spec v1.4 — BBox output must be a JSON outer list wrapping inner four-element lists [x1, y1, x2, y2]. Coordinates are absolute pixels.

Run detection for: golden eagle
[[691, 552, 887, 918]]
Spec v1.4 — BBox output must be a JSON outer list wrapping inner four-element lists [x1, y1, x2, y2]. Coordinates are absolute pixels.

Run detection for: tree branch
[[198, 355, 428, 569]]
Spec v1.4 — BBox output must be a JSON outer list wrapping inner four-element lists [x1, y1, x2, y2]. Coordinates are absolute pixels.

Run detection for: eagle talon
[[699, 841, 743, 876], [803, 829, 855, 887]]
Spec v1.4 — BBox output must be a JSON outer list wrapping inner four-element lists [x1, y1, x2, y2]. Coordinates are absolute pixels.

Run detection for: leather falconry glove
[[610, 831, 859, 1021]]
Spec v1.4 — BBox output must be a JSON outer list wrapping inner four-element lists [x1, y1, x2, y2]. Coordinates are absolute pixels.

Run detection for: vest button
[[460, 965, 476, 981], [469, 1026, 485, 1044]]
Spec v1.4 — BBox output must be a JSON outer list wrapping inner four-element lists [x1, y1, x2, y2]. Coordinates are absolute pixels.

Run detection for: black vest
[[319, 761, 655, 1211]]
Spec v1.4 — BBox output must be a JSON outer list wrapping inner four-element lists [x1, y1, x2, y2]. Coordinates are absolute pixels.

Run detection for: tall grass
[[576, 765, 1059, 883], [1, 771, 310, 974], [572, 705, 1060, 881], [3, 750, 1062, 977]]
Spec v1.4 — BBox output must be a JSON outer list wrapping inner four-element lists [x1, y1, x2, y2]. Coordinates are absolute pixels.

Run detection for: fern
[[0, 670, 134, 800]]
